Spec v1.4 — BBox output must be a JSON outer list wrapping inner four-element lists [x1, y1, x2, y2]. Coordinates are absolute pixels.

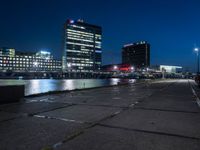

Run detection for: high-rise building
[[122, 41, 150, 68], [62, 19, 102, 72]]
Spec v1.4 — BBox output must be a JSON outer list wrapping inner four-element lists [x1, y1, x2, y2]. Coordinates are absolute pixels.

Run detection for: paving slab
[[42, 89, 154, 107], [101, 109, 200, 138], [1, 79, 199, 150], [159, 83, 193, 96], [49, 95, 93, 104], [39, 105, 122, 123], [135, 95, 200, 113], [0, 102, 71, 115], [0, 117, 87, 150], [58, 125, 200, 150]]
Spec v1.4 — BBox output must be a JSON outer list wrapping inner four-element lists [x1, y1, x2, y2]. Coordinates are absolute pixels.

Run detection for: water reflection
[[0, 78, 136, 96]]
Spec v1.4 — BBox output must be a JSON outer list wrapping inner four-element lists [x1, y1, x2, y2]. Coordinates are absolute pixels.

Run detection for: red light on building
[[102, 64, 134, 72], [118, 64, 132, 71]]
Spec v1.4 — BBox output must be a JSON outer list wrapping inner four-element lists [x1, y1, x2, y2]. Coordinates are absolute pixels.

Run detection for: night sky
[[1, 0, 200, 72]]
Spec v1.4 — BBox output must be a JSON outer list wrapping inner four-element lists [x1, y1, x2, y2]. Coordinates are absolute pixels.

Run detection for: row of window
[[0, 63, 60, 67], [0, 67, 61, 70], [0, 58, 60, 63], [1, 60, 60, 65], [67, 29, 94, 36]]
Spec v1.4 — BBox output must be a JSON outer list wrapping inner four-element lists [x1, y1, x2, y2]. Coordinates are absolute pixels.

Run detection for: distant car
[[195, 75, 200, 87]]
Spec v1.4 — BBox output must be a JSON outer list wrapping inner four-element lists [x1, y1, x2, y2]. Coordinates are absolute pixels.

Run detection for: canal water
[[0, 79, 136, 96]]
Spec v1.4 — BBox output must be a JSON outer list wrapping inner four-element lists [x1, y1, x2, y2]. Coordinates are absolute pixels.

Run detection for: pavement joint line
[[51, 130, 85, 149], [0, 104, 74, 118], [44, 109, 127, 150], [33, 107, 125, 126], [98, 124, 200, 141], [134, 107, 199, 114], [188, 80, 200, 108], [27, 104, 75, 116], [92, 110, 125, 124], [0, 109, 40, 123], [33, 114, 87, 124], [70, 103, 128, 109], [0, 115, 23, 123]]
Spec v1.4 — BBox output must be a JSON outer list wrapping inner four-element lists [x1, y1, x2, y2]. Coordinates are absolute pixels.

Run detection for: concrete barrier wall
[[0, 85, 25, 104]]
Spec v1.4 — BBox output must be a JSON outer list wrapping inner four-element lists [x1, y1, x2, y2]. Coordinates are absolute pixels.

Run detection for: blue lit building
[[62, 19, 102, 72]]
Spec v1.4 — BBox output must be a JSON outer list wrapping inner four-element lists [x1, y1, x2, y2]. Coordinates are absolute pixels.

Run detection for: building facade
[[159, 65, 182, 73], [0, 48, 61, 72], [62, 19, 102, 72], [122, 41, 150, 68], [0, 47, 15, 57]]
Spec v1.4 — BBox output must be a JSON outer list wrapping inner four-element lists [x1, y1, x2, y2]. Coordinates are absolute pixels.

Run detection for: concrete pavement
[[0, 79, 200, 150]]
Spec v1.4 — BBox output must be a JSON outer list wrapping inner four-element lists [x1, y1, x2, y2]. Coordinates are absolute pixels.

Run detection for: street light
[[130, 66, 134, 72], [194, 48, 199, 73], [113, 65, 118, 70]]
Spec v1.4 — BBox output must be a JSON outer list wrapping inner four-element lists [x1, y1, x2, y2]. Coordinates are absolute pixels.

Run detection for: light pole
[[194, 48, 199, 73]]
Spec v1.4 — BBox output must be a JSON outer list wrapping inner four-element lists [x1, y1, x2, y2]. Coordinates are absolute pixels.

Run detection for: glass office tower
[[63, 19, 102, 72]]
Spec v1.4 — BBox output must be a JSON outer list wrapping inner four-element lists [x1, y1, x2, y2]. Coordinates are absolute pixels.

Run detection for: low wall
[[0, 85, 25, 104]]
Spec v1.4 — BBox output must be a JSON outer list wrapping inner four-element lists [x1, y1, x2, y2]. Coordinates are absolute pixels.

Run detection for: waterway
[[0, 79, 136, 96]]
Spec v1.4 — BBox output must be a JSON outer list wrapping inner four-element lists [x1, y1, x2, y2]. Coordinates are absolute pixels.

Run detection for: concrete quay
[[0, 79, 200, 150]]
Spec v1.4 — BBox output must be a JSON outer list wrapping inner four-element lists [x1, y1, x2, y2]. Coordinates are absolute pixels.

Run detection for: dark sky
[[1, 0, 200, 71]]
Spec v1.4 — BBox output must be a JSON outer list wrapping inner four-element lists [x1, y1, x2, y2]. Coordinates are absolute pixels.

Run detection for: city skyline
[[1, 0, 200, 72]]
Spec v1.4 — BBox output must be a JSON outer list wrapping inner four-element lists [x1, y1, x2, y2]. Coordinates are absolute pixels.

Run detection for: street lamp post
[[194, 48, 199, 73]]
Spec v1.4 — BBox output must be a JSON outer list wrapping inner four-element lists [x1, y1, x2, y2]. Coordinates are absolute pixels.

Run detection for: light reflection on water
[[0, 78, 136, 96]]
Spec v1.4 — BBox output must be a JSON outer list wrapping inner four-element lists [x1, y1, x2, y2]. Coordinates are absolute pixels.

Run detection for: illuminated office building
[[63, 19, 102, 72], [0, 47, 15, 57], [0, 48, 61, 72], [122, 41, 150, 68]]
